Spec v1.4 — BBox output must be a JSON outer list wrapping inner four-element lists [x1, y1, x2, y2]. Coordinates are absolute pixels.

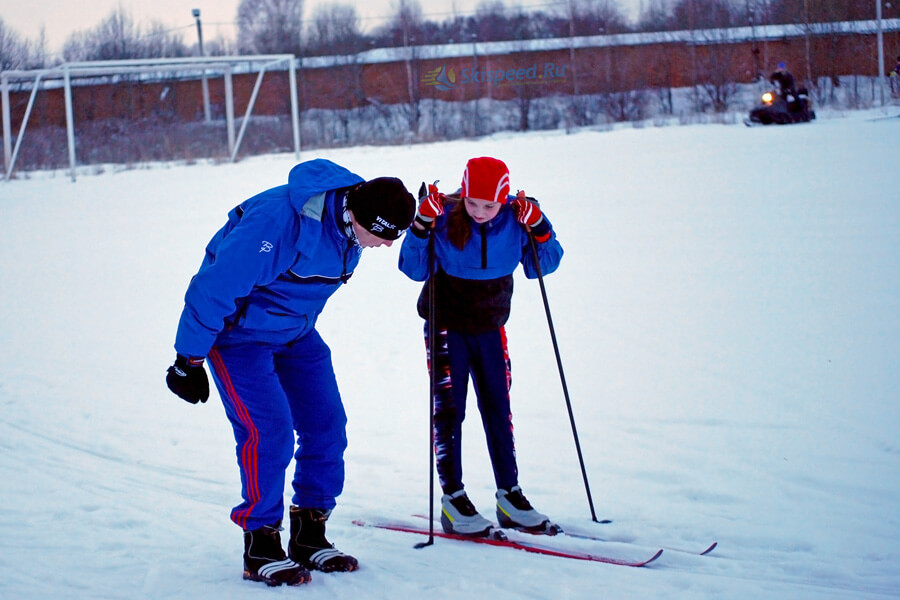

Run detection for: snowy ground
[[1, 108, 899, 599]]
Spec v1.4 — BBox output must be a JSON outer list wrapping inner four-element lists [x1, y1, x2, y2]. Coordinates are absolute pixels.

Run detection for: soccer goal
[[1, 55, 300, 182]]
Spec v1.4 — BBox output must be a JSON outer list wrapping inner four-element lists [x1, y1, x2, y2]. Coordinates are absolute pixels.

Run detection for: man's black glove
[[166, 354, 209, 404]]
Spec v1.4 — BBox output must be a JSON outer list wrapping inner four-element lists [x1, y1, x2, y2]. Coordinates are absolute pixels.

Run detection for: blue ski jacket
[[398, 197, 563, 333], [174, 159, 365, 358], [399, 200, 562, 281]]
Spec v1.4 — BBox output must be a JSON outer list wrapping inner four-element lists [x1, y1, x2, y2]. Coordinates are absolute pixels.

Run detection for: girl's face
[[463, 197, 502, 223]]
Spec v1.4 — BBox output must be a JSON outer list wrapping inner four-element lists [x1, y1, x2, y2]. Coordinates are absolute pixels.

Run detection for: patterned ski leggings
[[424, 324, 518, 495]]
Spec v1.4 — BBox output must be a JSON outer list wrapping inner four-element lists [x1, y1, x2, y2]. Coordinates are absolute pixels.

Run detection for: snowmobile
[[745, 88, 815, 126]]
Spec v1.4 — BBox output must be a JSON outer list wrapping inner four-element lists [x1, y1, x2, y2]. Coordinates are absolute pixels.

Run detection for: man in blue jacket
[[166, 159, 414, 586]]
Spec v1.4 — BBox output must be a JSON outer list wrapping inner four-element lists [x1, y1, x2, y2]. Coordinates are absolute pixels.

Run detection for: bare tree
[[303, 4, 367, 141], [696, 30, 743, 111], [28, 28, 51, 69], [373, 0, 425, 47], [553, 0, 630, 125], [373, 0, 426, 136], [0, 17, 32, 71], [305, 4, 364, 55], [671, 0, 739, 30], [638, 0, 674, 31], [564, 0, 630, 36], [141, 23, 190, 58], [743, 0, 765, 80], [62, 10, 140, 61], [61, 10, 187, 61], [669, 0, 742, 112], [201, 35, 238, 57], [236, 0, 305, 55], [473, 0, 509, 41]]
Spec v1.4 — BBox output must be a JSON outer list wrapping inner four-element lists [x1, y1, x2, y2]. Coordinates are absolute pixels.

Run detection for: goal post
[[1, 55, 300, 182]]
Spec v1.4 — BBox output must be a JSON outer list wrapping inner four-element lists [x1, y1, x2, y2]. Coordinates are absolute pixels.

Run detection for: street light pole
[[877, 0, 886, 106], [193, 8, 212, 122]]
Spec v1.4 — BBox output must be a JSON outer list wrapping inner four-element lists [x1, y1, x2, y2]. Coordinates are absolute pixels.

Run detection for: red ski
[[528, 525, 718, 557], [352, 519, 663, 567], [410, 512, 717, 557]]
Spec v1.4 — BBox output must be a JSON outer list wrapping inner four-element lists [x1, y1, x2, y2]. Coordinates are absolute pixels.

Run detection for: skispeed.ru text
[[458, 63, 566, 85]]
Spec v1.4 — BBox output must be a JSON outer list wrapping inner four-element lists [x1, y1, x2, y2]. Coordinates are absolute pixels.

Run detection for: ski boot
[[440, 489, 495, 537], [496, 486, 561, 534], [242, 522, 311, 586], [288, 507, 359, 573]]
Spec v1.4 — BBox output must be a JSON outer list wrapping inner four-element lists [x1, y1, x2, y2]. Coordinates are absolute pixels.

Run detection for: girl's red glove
[[512, 191, 552, 242], [416, 184, 445, 224]]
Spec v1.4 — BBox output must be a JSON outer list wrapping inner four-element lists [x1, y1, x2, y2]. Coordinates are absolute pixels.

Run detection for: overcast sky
[[1, 0, 644, 56]]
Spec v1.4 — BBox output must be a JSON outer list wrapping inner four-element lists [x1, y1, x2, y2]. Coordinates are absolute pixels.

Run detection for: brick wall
[[5, 26, 899, 127]]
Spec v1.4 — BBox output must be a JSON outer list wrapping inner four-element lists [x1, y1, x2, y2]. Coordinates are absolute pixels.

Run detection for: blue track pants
[[207, 329, 347, 531]]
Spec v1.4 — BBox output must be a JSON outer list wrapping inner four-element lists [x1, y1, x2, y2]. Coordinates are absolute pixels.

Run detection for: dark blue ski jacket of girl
[[174, 159, 365, 358], [398, 198, 563, 334], [398, 200, 562, 281]]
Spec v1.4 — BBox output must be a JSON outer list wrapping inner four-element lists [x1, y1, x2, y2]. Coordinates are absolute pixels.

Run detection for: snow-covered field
[[1, 109, 899, 599]]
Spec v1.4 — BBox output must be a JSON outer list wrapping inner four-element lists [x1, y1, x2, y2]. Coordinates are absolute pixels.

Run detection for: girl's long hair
[[445, 196, 472, 250]]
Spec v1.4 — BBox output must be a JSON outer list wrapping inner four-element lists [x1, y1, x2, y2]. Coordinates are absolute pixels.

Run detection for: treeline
[[2, 0, 898, 70]]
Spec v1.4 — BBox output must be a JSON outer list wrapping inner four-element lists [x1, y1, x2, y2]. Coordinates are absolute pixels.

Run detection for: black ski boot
[[288, 506, 359, 573], [242, 522, 311, 586]]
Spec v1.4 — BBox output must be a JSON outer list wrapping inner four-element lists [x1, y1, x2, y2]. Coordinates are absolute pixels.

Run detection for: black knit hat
[[347, 177, 415, 240]]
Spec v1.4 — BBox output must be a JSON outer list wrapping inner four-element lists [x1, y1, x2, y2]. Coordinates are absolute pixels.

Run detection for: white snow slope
[[1, 110, 898, 599]]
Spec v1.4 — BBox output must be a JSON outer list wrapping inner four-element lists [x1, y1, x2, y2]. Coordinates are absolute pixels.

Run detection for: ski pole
[[526, 229, 601, 523], [415, 182, 437, 549]]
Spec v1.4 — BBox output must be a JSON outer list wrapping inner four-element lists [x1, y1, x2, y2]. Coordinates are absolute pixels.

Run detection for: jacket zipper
[[480, 223, 487, 269]]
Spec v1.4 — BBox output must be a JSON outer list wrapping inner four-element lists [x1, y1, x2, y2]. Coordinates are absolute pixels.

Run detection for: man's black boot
[[243, 522, 311, 586], [288, 506, 359, 573]]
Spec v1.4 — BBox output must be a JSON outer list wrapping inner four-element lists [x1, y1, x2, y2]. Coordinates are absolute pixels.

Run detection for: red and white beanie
[[461, 157, 510, 204]]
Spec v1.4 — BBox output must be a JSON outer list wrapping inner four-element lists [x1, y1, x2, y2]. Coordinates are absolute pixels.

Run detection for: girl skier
[[399, 156, 564, 536]]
